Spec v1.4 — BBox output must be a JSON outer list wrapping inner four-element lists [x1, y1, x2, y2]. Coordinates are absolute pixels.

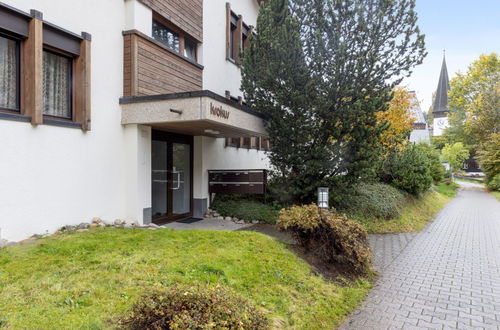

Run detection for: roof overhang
[[119, 91, 267, 138]]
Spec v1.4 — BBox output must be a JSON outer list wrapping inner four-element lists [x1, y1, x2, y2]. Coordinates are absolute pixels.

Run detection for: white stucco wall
[[202, 0, 260, 98], [0, 0, 269, 241], [0, 0, 134, 241]]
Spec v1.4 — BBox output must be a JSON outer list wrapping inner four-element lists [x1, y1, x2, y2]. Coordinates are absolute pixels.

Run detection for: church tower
[[432, 54, 450, 136]]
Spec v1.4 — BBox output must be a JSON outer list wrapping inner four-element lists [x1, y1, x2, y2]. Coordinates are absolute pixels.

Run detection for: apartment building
[[0, 0, 270, 242]]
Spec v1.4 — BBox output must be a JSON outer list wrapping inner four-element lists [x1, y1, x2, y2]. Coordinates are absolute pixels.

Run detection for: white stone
[[224, 216, 232, 221], [91, 217, 103, 224]]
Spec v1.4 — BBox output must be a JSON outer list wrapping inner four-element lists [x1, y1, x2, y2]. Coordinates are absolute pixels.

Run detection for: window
[[43, 50, 72, 119], [152, 20, 179, 53], [0, 34, 20, 111], [184, 38, 196, 61]]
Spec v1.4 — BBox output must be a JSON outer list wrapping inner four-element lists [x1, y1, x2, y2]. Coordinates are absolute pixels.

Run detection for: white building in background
[[0, 0, 270, 242], [408, 91, 430, 144]]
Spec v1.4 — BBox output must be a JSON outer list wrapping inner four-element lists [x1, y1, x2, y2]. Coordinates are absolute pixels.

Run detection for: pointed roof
[[432, 54, 450, 113]]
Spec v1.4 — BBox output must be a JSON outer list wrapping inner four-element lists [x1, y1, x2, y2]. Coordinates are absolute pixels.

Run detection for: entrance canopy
[[120, 90, 267, 138]]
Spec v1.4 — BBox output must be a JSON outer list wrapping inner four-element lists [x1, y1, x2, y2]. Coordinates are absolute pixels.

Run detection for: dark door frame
[[152, 129, 194, 225]]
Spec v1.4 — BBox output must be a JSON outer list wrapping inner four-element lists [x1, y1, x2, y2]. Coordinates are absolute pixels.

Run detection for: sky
[[402, 0, 500, 114]]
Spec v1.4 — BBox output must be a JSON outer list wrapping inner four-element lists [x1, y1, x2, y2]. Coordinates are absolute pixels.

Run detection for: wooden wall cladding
[[139, 0, 202, 42], [123, 32, 202, 97]]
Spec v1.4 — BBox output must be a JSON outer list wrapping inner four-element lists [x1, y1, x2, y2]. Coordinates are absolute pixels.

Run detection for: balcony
[[122, 30, 203, 97]]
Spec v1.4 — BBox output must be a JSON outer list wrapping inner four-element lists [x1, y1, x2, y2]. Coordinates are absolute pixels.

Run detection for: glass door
[[172, 143, 191, 215], [152, 140, 168, 221], [151, 131, 193, 224]]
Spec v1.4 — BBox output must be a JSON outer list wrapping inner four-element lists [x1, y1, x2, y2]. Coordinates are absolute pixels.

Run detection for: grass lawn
[[0, 228, 370, 329], [491, 191, 500, 202], [353, 183, 458, 234]]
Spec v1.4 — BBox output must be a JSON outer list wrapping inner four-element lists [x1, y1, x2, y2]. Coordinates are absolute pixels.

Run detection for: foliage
[[278, 204, 372, 274], [337, 183, 406, 220], [211, 195, 280, 224], [0, 228, 371, 329], [434, 181, 460, 197], [487, 174, 500, 191], [477, 132, 500, 185], [376, 86, 416, 152], [122, 285, 268, 329], [379, 144, 433, 195], [354, 188, 455, 233], [241, 0, 426, 203], [418, 143, 445, 183], [441, 142, 470, 173], [445, 53, 500, 151]]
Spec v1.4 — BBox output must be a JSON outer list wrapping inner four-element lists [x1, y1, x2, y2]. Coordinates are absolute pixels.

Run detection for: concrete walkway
[[341, 186, 500, 329]]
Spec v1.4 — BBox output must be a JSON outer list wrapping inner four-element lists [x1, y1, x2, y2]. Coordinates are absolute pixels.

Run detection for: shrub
[[211, 195, 280, 224], [487, 174, 500, 191], [122, 285, 268, 329], [418, 143, 445, 183], [336, 182, 406, 220], [278, 204, 371, 274], [379, 144, 433, 195], [478, 132, 500, 185]]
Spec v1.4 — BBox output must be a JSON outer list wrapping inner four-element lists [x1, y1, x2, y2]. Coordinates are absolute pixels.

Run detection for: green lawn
[[0, 228, 370, 329], [491, 191, 500, 202], [354, 183, 457, 233]]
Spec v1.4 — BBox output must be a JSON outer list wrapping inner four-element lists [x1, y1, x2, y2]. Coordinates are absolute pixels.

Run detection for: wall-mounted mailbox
[[208, 169, 267, 195]]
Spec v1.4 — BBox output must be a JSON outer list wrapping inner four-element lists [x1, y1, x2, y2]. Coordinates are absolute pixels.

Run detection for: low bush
[[487, 173, 500, 191], [336, 182, 406, 219], [418, 143, 445, 184], [278, 204, 371, 274], [379, 143, 433, 195], [122, 285, 268, 329], [211, 195, 280, 224]]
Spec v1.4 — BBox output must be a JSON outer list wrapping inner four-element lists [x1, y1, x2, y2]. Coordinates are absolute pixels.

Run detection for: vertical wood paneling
[[23, 16, 43, 124]]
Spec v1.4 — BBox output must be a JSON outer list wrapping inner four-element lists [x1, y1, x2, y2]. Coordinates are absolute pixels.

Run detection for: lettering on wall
[[210, 103, 230, 119]]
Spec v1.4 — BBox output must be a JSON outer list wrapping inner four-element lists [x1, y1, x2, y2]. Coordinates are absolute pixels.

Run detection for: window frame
[[152, 13, 199, 64], [0, 32, 21, 113], [152, 19, 180, 53], [42, 47, 74, 121]]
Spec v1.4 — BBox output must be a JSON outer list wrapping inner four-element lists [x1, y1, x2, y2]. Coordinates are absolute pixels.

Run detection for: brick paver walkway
[[342, 188, 500, 329]]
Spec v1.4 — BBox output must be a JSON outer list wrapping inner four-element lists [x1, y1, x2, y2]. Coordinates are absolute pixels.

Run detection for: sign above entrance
[[209, 103, 230, 120]]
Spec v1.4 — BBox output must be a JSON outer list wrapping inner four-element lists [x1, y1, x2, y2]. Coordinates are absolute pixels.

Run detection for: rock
[[91, 217, 103, 224], [89, 223, 99, 228], [149, 223, 160, 228], [236, 220, 245, 224], [252, 220, 259, 224], [213, 212, 220, 217], [232, 217, 239, 222], [78, 223, 90, 229], [216, 216, 224, 221], [114, 219, 126, 226], [224, 216, 232, 221]]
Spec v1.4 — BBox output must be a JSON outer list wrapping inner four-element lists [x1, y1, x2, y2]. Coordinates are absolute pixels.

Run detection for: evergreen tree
[[241, 0, 426, 203]]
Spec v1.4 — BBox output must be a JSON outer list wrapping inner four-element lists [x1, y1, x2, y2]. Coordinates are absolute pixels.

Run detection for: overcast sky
[[402, 0, 500, 114]]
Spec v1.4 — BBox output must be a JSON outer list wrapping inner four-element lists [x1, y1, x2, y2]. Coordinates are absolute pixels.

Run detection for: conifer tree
[[241, 0, 426, 203]]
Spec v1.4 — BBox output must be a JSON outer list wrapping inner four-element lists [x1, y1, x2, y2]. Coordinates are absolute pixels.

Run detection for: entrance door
[[151, 130, 193, 224]]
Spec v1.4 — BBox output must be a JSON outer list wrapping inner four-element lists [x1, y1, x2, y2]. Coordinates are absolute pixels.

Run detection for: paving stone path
[[342, 187, 500, 329]]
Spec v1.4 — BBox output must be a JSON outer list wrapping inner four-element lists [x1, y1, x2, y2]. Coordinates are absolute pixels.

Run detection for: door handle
[[172, 171, 181, 190]]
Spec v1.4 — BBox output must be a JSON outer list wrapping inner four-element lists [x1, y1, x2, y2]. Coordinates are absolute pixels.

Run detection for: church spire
[[432, 53, 450, 114]]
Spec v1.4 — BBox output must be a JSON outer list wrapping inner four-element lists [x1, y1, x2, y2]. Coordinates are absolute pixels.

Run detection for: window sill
[[43, 117, 82, 129], [0, 111, 31, 123], [226, 57, 240, 67]]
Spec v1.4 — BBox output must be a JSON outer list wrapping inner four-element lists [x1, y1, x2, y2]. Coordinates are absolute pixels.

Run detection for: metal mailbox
[[208, 169, 267, 195]]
